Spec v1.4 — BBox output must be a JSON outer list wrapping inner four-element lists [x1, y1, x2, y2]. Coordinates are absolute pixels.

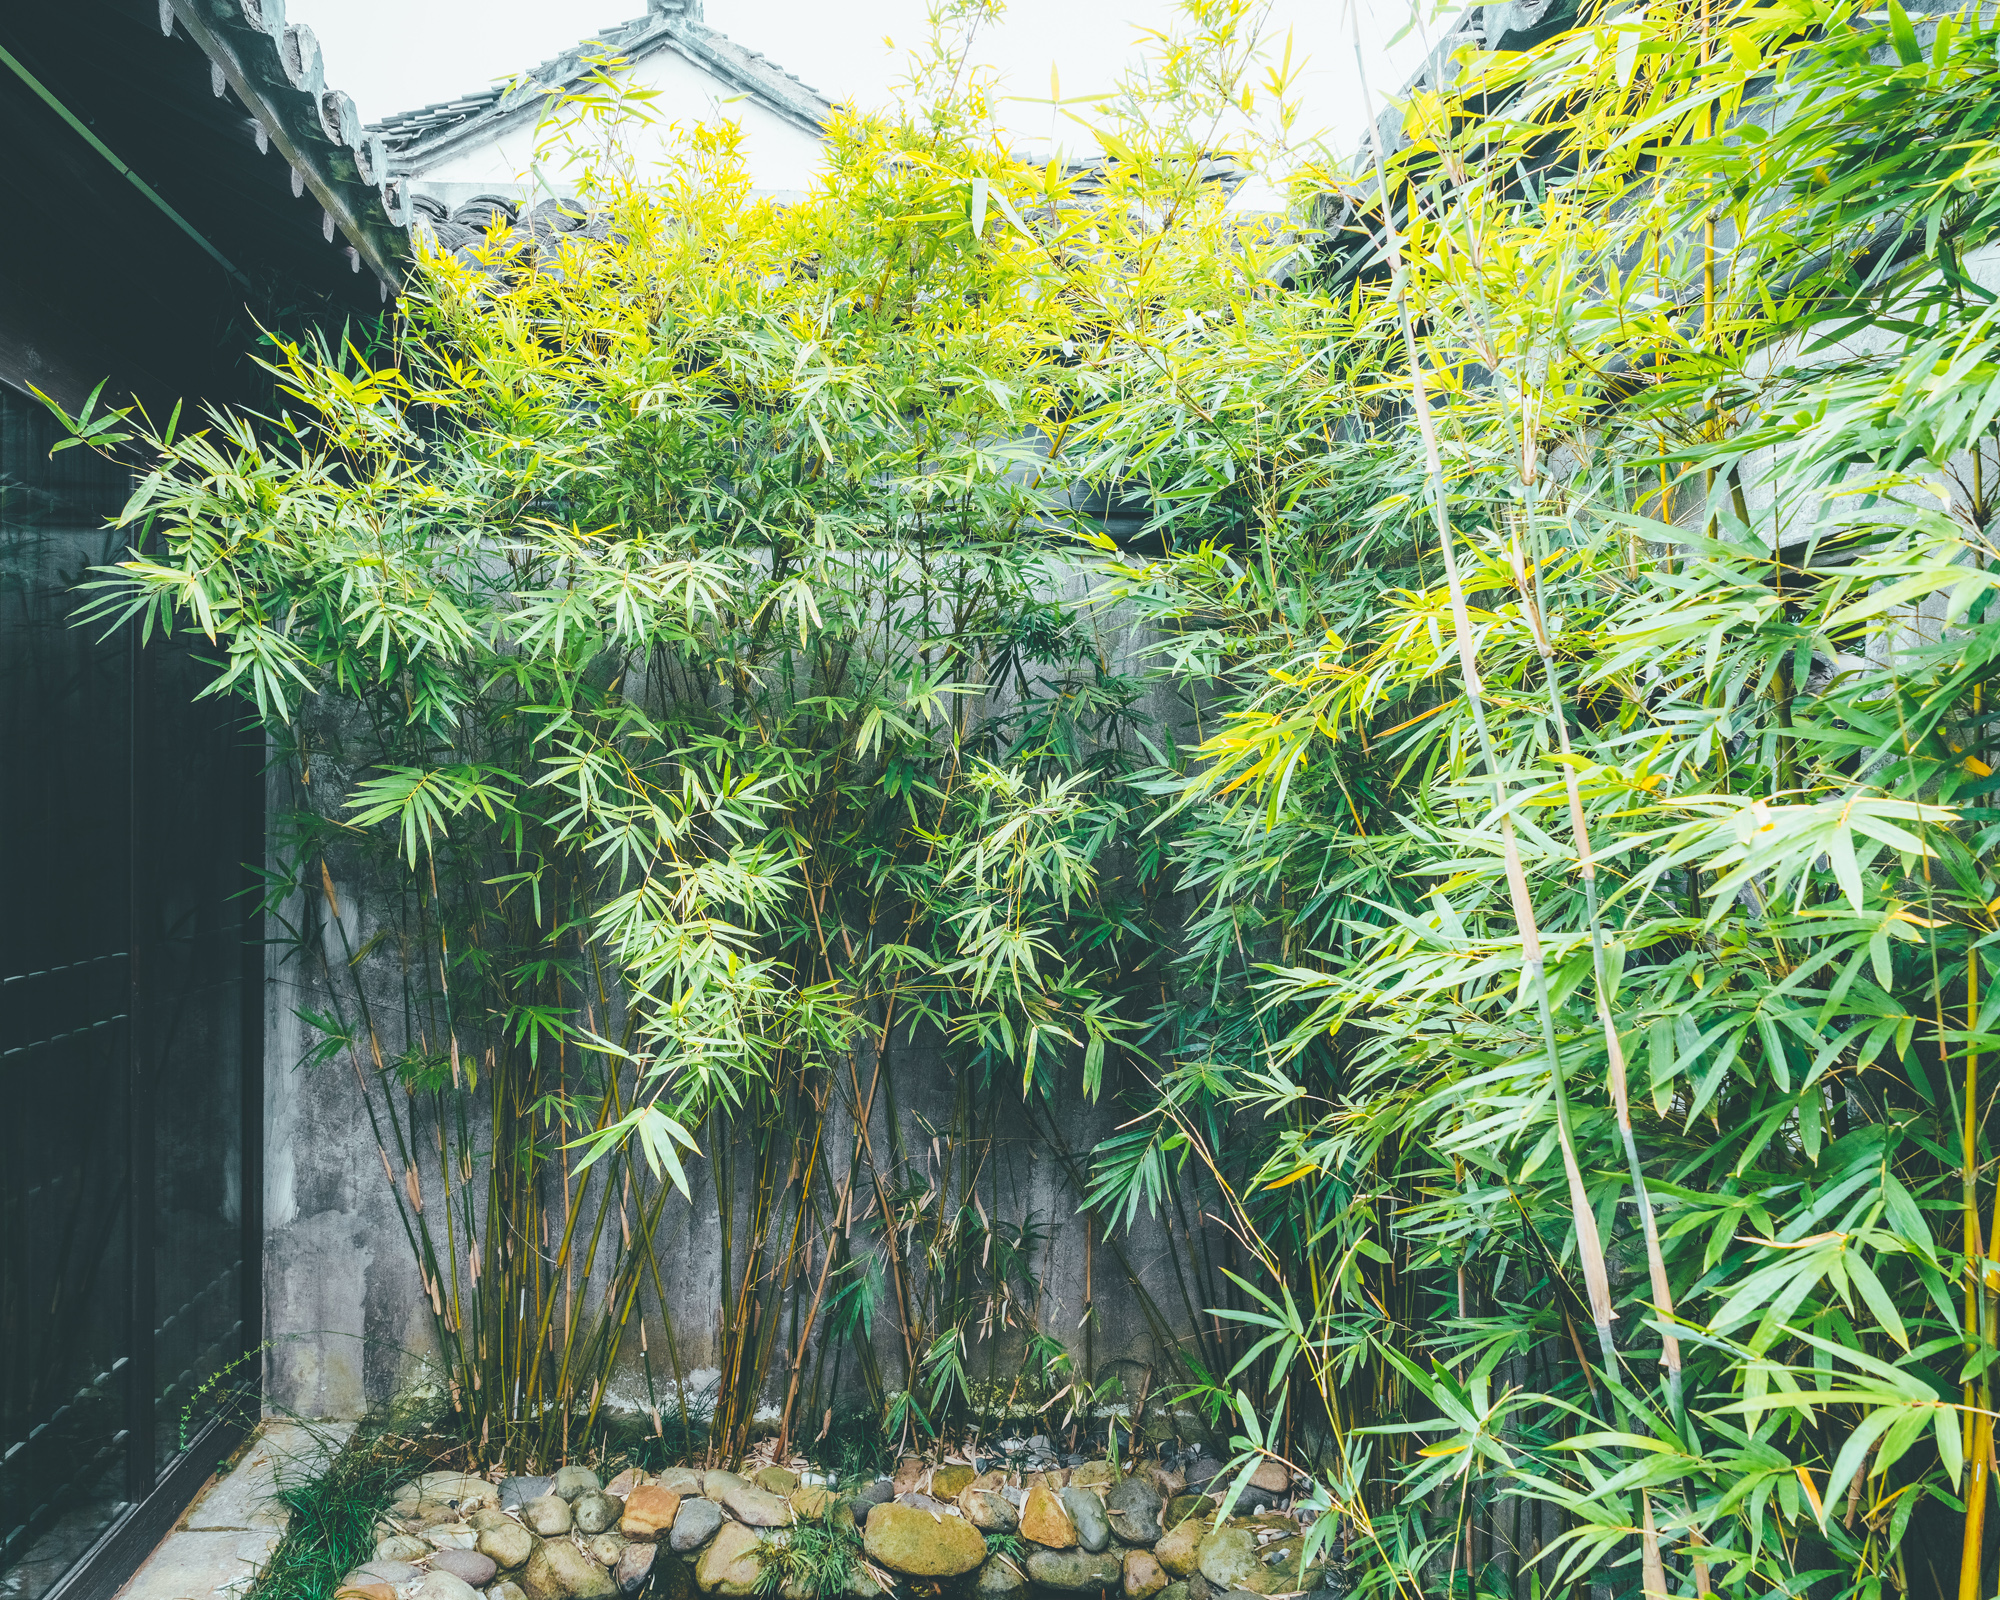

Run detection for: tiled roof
[[366, 5, 831, 176], [164, 0, 412, 284]]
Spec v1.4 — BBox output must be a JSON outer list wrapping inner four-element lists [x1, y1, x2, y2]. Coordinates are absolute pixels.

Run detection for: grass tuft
[[252, 1425, 443, 1600]]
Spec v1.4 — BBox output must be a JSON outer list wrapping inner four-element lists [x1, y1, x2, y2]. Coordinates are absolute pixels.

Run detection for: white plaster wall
[[413, 48, 826, 199]]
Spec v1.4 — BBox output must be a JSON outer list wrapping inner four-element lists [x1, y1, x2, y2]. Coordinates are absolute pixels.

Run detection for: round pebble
[[431, 1549, 499, 1587]]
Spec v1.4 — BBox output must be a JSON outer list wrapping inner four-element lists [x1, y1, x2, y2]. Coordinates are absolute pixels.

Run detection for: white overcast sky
[[286, 0, 1439, 171]]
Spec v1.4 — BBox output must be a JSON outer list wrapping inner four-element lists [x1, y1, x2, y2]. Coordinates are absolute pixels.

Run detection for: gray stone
[[614, 1543, 658, 1596], [479, 1522, 536, 1571], [349, 1561, 422, 1586], [709, 1477, 792, 1529], [503, 1478, 558, 1512], [377, 1535, 433, 1563], [960, 1490, 1017, 1533], [524, 1497, 575, 1537], [427, 1522, 481, 1551], [1104, 1480, 1163, 1547], [654, 1469, 706, 1497], [524, 1537, 618, 1600], [669, 1497, 724, 1554], [852, 1480, 894, 1507], [1184, 1460, 1224, 1493], [555, 1468, 605, 1502], [1195, 1530, 1260, 1592], [575, 1493, 622, 1535], [1061, 1487, 1113, 1555], [976, 1554, 1027, 1597], [1024, 1549, 1125, 1592], [432, 1549, 500, 1587], [409, 1571, 484, 1600], [589, 1534, 628, 1567]]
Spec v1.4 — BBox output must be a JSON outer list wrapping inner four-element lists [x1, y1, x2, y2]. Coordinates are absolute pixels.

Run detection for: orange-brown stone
[[1020, 1486, 1077, 1549]]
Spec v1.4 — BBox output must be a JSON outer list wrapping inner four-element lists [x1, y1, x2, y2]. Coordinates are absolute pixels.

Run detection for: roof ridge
[[364, 7, 831, 162]]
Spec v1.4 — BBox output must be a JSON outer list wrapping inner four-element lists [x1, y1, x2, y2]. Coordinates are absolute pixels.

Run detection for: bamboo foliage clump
[[66, 1, 1294, 1469], [52, 0, 2000, 1592]]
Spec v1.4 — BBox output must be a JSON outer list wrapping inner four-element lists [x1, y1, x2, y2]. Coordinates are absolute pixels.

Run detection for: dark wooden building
[[0, 5, 404, 1598]]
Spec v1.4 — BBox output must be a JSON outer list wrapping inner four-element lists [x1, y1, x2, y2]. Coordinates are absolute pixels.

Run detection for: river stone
[[1070, 1463, 1119, 1491], [426, 1522, 480, 1551], [555, 1468, 604, 1502], [409, 1501, 461, 1529], [524, 1497, 574, 1537], [1159, 1584, 1189, 1600], [589, 1534, 628, 1567], [670, 1497, 725, 1553], [471, 1510, 517, 1533], [844, 1565, 887, 1600], [1184, 1460, 1224, 1493], [336, 1584, 396, 1600], [410, 1571, 483, 1600], [1124, 1551, 1168, 1599], [606, 1470, 645, 1499], [959, 1489, 1017, 1533], [1061, 1487, 1112, 1555], [1164, 1498, 1215, 1530], [576, 1493, 622, 1535], [1137, 1464, 1184, 1500], [710, 1477, 792, 1529], [1252, 1462, 1290, 1495], [1246, 1537, 1323, 1595], [976, 1555, 1027, 1598], [754, 1467, 800, 1495], [1105, 1480, 1163, 1547], [402, 1475, 491, 1508], [524, 1538, 617, 1600], [1024, 1549, 1125, 1592], [1021, 1486, 1076, 1548], [931, 1465, 975, 1499], [347, 1562, 421, 1587], [1154, 1523, 1202, 1579], [478, 1522, 535, 1571], [623, 1487, 682, 1540], [892, 1458, 926, 1496], [432, 1550, 499, 1587], [694, 1522, 765, 1595], [503, 1478, 558, 1512], [861, 1502, 987, 1578], [494, 1583, 529, 1600], [702, 1471, 747, 1502], [656, 1469, 707, 1497], [789, 1487, 832, 1520], [614, 1543, 657, 1596], [1195, 1530, 1260, 1592], [853, 1480, 895, 1509], [376, 1536, 432, 1563]]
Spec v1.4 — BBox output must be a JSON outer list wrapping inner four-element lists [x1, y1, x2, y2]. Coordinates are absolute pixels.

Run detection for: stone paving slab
[[116, 1421, 357, 1600]]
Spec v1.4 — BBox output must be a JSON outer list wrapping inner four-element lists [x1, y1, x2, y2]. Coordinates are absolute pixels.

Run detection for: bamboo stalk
[[1351, 22, 1619, 1374]]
